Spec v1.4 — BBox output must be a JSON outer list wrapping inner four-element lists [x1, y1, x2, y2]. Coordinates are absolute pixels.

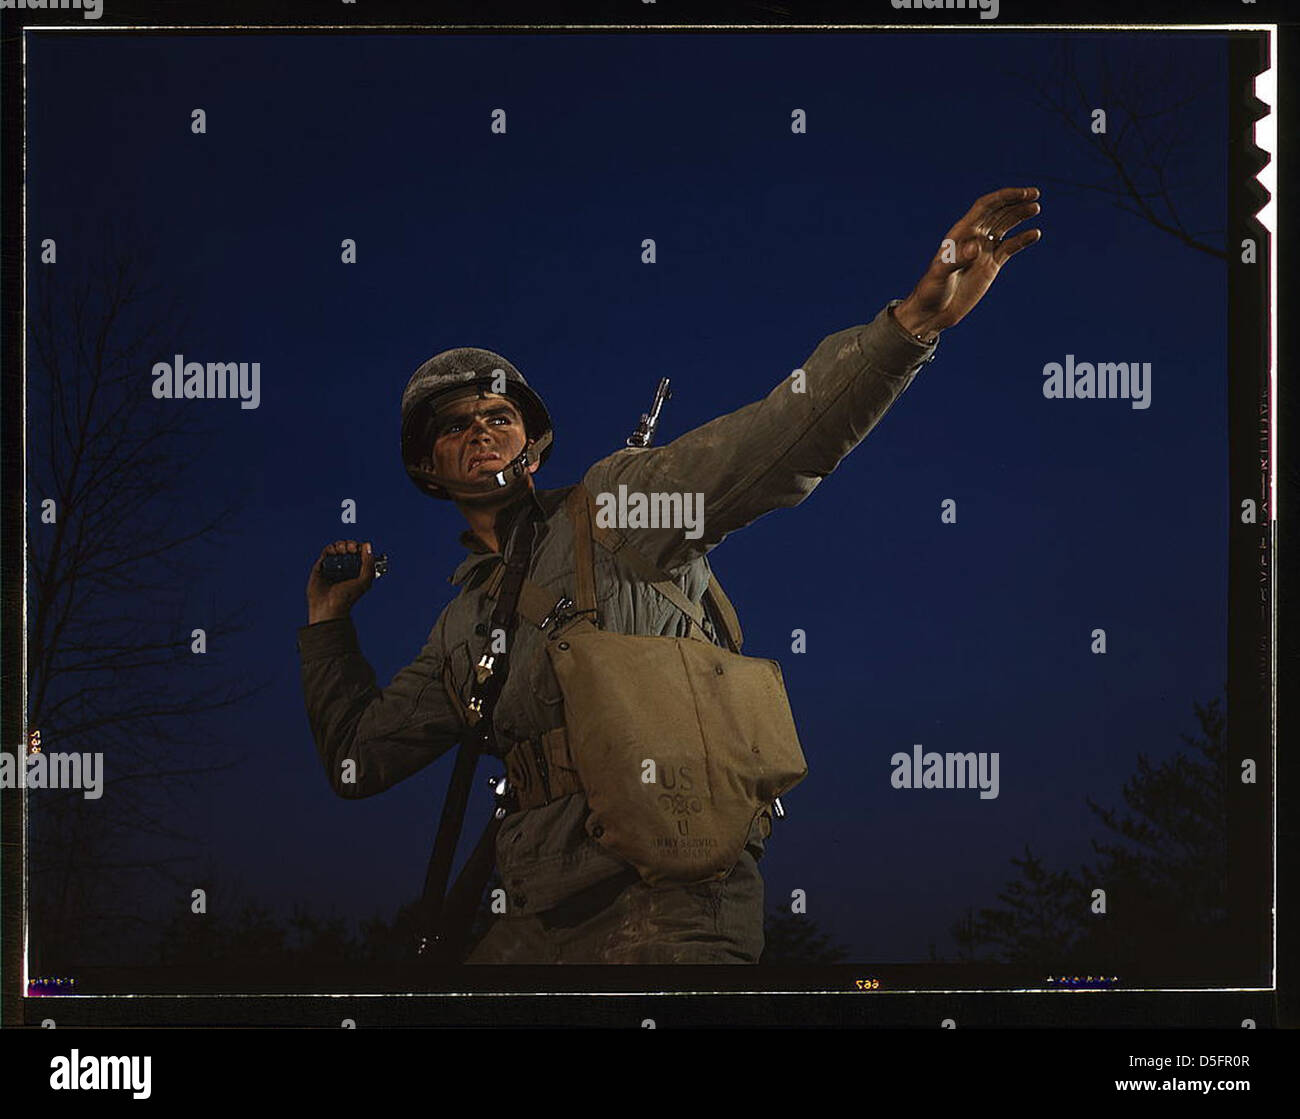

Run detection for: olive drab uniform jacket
[[296, 302, 937, 922]]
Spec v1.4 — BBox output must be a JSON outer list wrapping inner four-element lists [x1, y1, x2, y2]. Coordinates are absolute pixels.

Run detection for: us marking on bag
[[550, 629, 808, 886]]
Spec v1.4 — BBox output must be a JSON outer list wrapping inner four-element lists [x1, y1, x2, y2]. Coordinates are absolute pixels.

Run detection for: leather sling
[[413, 504, 540, 963]]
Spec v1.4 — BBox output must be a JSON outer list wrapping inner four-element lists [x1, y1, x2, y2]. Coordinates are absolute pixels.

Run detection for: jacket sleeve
[[296, 611, 464, 799], [581, 301, 937, 573]]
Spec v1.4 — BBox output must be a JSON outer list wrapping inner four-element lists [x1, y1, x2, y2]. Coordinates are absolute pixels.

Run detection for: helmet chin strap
[[409, 430, 553, 500]]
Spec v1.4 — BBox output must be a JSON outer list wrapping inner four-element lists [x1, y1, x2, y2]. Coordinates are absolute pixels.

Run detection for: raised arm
[[582, 187, 1041, 573], [582, 303, 932, 572], [298, 541, 464, 798]]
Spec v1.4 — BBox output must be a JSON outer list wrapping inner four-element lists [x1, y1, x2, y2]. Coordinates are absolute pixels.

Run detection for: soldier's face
[[431, 392, 533, 484]]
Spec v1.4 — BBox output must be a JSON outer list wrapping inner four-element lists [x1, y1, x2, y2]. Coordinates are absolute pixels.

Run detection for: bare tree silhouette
[[25, 232, 265, 972], [154, 861, 367, 969], [1014, 38, 1227, 260]]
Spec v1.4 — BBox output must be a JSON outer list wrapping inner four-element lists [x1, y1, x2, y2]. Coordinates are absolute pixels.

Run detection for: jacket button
[[475, 623, 488, 636], [512, 893, 527, 909], [558, 641, 569, 651], [714, 664, 725, 675], [592, 825, 604, 838]]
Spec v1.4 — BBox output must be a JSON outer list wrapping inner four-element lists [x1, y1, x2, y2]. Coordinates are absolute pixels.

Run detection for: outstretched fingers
[[989, 200, 1041, 241], [994, 227, 1042, 263], [934, 188, 1041, 273], [960, 186, 1039, 230]]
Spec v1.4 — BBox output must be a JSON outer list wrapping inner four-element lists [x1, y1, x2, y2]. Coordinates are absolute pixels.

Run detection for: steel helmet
[[400, 347, 553, 501]]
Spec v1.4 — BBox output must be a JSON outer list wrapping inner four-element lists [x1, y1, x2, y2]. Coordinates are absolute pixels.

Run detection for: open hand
[[894, 186, 1042, 341]]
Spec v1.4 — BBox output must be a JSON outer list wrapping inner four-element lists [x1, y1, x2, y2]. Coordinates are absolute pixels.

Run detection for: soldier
[[298, 187, 1042, 964]]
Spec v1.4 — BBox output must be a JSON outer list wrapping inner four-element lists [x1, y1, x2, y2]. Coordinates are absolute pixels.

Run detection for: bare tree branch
[[1007, 38, 1227, 260], [26, 229, 266, 970]]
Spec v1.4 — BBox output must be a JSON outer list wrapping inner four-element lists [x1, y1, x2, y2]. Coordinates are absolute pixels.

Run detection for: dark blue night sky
[[26, 31, 1228, 962]]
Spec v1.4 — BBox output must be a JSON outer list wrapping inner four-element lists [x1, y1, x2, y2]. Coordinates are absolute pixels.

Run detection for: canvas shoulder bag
[[523, 484, 808, 887]]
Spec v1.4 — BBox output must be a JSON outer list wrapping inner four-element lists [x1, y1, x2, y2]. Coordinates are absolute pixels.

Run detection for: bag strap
[[703, 574, 744, 653], [604, 530, 711, 641], [566, 486, 599, 615], [563, 483, 742, 652]]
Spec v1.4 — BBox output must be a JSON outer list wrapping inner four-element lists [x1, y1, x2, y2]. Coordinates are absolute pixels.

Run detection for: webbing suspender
[[559, 484, 743, 653]]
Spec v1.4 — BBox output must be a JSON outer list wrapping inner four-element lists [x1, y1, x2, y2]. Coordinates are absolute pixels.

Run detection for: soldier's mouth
[[467, 452, 502, 471]]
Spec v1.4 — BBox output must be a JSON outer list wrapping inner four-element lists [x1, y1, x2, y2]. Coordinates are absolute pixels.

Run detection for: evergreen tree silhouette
[[950, 696, 1229, 973], [1073, 696, 1229, 971], [949, 846, 1089, 968], [760, 905, 850, 965]]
